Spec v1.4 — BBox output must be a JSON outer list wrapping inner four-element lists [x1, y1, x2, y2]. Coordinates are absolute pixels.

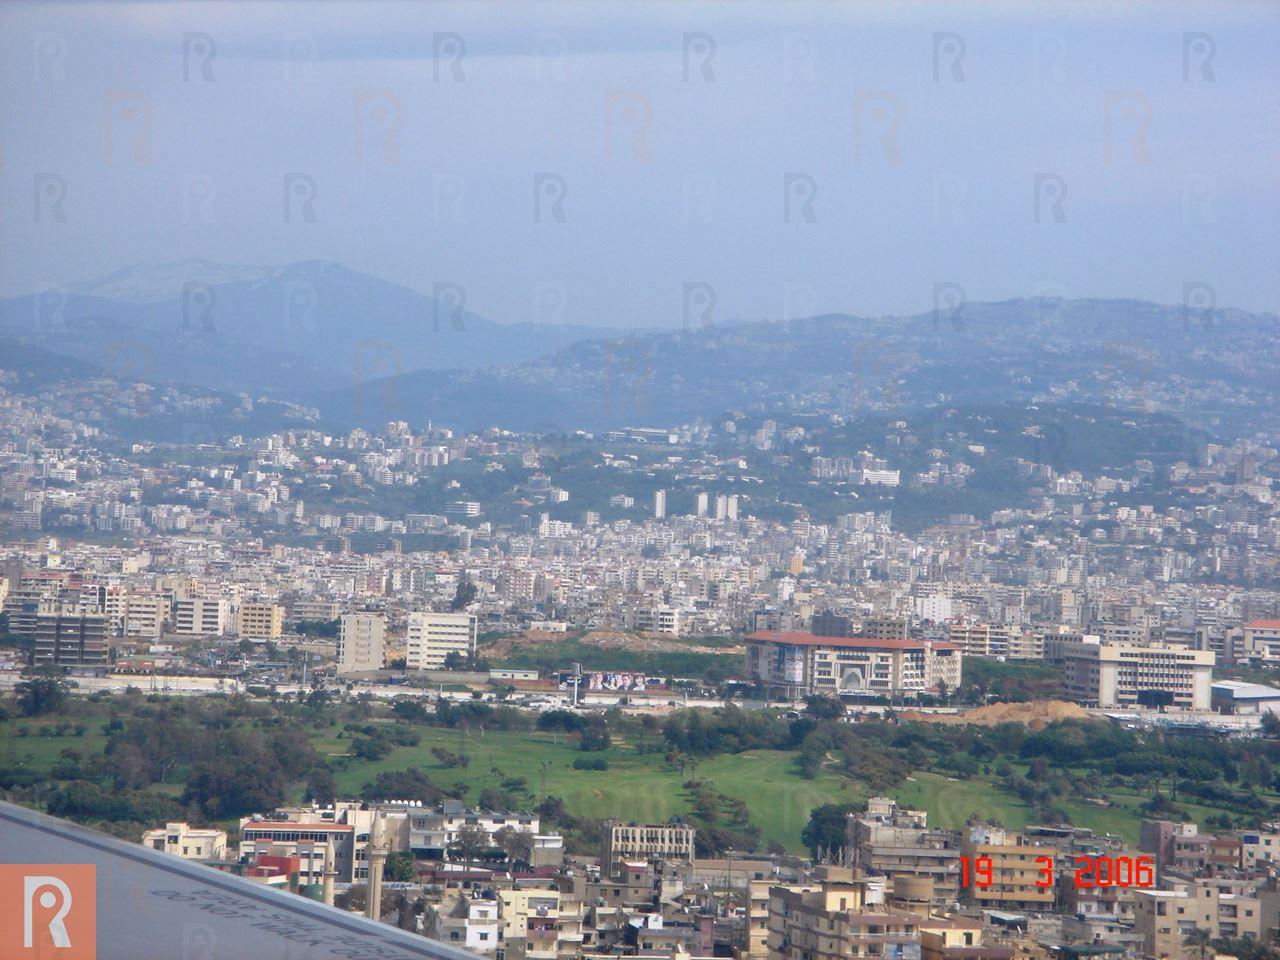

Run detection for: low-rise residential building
[[429, 892, 501, 953], [141, 822, 228, 860], [499, 887, 583, 960], [408, 801, 553, 864]]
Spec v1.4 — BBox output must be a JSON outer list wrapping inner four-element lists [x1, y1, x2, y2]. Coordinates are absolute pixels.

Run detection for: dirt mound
[[901, 700, 1088, 730], [481, 630, 565, 659], [481, 629, 743, 658]]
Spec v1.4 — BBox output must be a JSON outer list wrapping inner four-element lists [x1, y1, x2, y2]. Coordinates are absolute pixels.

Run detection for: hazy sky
[[2, 1, 1277, 327]]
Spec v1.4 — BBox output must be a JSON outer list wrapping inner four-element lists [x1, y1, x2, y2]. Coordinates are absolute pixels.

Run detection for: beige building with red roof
[[1244, 620, 1280, 665]]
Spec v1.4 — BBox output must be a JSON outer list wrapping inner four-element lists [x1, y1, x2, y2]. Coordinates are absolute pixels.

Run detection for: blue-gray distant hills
[[309, 298, 1279, 434], [2, 268, 1276, 441], [0, 260, 618, 396]]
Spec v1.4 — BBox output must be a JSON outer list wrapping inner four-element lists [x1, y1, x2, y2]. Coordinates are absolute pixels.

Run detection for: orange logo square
[[0, 864, 96, 959]]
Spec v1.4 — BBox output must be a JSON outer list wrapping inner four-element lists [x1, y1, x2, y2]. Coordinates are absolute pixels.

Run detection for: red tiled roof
[[746, 631, 958, 652], [1247, 620, 1280, 630]]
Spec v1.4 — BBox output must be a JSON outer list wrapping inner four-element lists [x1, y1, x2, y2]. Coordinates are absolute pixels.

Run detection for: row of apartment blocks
[[15, 599, 284, 667], [335, 611, 478, 674], [3, 565, 476, 672], [2, 571, 291, 640]]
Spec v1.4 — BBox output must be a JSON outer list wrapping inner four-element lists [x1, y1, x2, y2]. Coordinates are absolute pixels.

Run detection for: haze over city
[[3, 4, 1280, 960], [2, 0, 1278, 325]]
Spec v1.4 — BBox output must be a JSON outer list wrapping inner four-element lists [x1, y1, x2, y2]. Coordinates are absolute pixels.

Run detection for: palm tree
[[1183, 928, 1211, 960], [1210, 933, 1279, 960]]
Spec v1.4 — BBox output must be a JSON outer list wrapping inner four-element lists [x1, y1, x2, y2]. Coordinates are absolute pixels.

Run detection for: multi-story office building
[[745, 631, 961, 700], [601, 820, 696, 869], [406, 611, 476, 670], [1060, 638, 1214, 710], [34, 607, 109, 666], [236, 601, 283, 640], [336, 612, 386, 675], [141, 822, 228, 860]]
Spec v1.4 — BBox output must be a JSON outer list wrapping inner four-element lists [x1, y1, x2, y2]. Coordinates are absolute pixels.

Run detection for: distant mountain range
[[0, 261, 619, 397], [310, 298, 1280, 433], [2, 265, 1276, 440]]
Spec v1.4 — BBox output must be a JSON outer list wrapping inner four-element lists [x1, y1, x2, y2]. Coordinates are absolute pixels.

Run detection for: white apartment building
[[172, 597, 230, 637], [1060, 638, 1214, 710], [631, 606, 680, 636], [406, 611, 477, 670], [428, 894, 500, 953], [337, 612, 386, 675], [407, 802, 546, 860]]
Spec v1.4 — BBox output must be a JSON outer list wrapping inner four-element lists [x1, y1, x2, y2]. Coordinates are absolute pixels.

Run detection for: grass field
[[890, 772, 1032, 831], [2, 711, 1255, 854], [319, 726, 860, 851], [0, 720, 107, 770]]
